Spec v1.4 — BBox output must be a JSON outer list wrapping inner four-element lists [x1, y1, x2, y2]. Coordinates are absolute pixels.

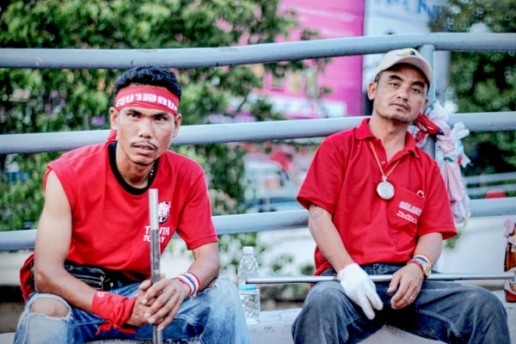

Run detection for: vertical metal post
[[419, 44, 436, 105], [419, 44, 442, 271], [149, 189, 162, 344], [418, 44, 437, 160]]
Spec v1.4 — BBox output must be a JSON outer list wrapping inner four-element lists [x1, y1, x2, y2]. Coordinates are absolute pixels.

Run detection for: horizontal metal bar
[[467, 183, 516, 197], [1, 197, 514, 252], [212, 210, 308, 235], [2, 112, 515, 155], [467, 197, 516, 217], [448, 112, 516, 132], [464, 172, 516, 185], [0, 117, 360, 155], [247, 272, 516, 285], [0, 210, 309, 251], [0, 33, 515, 69], [0, 230, 38, 251]]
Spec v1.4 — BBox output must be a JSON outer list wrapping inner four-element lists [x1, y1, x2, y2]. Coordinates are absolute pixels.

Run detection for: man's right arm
[[34, 171, 149, 328], [33, 171, 100, 312], [308, 204, 383, 320], [308, 204, 354, 271]]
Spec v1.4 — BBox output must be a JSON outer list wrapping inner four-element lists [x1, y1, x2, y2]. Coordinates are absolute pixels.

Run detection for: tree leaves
[[431, 0, 516, 180], [0, 0, 308, 230]]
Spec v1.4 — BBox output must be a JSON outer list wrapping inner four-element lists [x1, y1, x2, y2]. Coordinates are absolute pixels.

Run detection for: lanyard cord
[[368, 141, 401, 182]]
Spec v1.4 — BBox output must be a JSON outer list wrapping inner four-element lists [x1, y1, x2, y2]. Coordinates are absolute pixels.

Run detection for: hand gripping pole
[[149, 189, 162, 344]]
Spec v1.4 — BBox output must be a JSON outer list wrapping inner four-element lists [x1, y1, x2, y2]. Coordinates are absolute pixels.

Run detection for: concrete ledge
[[1, 291, 514, 344]]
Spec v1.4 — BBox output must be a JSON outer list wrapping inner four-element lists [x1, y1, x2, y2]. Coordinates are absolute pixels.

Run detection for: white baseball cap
[[375, 48, 432, 85]]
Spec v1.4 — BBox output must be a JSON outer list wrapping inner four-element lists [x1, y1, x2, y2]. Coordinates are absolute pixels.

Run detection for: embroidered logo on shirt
[[396, 210, 417, 224], [158, 201, 171, 223], [396, 201, 421, 224], [399, 201, 422, 216]]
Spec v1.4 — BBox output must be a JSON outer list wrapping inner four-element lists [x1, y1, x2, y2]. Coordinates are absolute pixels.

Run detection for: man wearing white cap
[[292, 48, 510, 343]]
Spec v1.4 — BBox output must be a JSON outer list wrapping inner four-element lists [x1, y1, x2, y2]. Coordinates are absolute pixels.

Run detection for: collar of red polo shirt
[[114, 85, 179, 116]]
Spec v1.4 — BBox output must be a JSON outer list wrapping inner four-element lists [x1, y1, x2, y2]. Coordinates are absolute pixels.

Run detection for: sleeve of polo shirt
[[416, 162, 458, 240], [297, 135, 345, 215]]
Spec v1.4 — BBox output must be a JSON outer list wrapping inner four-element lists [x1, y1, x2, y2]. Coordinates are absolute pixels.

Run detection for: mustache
[[130, 141, 158, 150], [390, 101, 410, 111]]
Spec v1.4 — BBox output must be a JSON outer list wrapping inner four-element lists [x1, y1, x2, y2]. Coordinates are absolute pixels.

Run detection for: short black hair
[[113, 66, 182, 100]]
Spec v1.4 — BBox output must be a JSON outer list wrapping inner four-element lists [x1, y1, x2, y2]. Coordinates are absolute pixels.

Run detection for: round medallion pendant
[[376, 181, 395, 200]]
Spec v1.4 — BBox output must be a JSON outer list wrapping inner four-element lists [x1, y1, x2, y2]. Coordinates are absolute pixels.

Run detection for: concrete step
[[0, 310, 442, 344], [1, 291, 514, 344]]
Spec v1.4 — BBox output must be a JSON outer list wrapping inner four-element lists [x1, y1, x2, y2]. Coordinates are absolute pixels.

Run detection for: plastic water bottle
[[238, 246, 260, 324]]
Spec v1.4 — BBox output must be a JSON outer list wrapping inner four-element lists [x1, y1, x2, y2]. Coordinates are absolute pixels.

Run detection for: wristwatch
[[410, 257, 432, 277]]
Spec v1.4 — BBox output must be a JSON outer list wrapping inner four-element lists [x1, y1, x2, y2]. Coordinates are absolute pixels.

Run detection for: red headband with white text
[[114, 85, 179, 116]]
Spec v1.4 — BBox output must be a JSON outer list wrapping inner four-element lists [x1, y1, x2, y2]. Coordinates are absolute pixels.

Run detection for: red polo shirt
[[298, 119, 457, 275]]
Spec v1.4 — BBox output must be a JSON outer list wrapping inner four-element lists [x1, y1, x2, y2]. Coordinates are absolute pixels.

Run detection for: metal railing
[[465, 172, 516, 197], [1, 33, 515, 69], [1, 195, 515, 252], [1, 33, 516, 253], [1, 112, 515, 155]]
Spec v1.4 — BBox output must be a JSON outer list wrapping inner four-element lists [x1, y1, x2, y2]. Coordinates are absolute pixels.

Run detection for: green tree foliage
[[0, 0, 315, 231], [430, 0, 516, 180]]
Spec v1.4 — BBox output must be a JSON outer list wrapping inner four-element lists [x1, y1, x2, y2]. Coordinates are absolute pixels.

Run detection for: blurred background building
[[256, 0, 448, 121]]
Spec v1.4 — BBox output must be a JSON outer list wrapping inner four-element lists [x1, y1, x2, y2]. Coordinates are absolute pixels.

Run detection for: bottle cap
[[243, 246, 254, 255]]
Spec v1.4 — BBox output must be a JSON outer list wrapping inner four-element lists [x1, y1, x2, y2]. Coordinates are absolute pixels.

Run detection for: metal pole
[[149, 189, 162, 344], [247, 272, 515, 285], [418, 44, 437, 161]]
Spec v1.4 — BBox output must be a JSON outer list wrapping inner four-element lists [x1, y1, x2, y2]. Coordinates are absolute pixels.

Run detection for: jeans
[[292, 264, 511, 344], [14, 277, 250, 344]]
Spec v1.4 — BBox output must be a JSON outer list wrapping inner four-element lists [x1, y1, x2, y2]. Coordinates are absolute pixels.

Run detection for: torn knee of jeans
[[29, 298, 71, 318]]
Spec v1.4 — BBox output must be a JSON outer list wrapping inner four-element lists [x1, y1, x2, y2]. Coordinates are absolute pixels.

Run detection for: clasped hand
[[337, 263, 383, 320], [126, 277, 189, 330]]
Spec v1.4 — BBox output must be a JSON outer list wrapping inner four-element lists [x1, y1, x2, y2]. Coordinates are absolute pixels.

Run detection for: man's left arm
[[389, 232, 443, 309], [188, 242, 220, 289]]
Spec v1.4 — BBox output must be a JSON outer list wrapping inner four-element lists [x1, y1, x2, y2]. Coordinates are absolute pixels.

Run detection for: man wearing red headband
[[14, 66, 249, 343]]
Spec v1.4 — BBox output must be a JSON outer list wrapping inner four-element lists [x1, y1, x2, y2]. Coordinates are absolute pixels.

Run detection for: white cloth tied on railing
[[409, 101, 471, 225]]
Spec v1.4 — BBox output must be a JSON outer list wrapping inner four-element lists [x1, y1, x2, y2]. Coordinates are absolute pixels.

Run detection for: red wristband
[[91, 291, 137, 334]]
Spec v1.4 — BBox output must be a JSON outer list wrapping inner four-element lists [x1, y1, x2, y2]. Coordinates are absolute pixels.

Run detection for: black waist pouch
[[30, 261, 137, 291], [63, 263, 113, 290], [64, 262, 142, 291]]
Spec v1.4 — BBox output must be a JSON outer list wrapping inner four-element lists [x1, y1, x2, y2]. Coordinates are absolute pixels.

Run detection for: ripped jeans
[[14, 277, 249, 344], [292, 264, 511, 344]]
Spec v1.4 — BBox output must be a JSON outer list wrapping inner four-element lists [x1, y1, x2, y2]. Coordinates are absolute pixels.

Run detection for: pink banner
[[257, 0, 365, 118]]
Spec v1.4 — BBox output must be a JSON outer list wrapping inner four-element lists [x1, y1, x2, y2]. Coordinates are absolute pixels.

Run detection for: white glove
[[337, 263, 383, 320]]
